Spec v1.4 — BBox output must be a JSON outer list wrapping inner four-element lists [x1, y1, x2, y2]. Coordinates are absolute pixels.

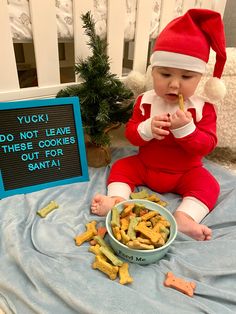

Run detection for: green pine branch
[[57, 11, 134, 146]]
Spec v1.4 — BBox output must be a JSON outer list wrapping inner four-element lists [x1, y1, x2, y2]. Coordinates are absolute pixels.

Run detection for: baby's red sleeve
[[174, 103, 217, 155], [125, 95, 151, 146]]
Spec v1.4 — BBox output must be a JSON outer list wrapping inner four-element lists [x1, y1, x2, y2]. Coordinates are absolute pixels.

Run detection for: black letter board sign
[[0, 97, 89, 198]]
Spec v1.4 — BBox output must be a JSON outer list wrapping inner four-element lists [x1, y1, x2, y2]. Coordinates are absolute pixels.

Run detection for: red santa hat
[[150, 9, 227, 101]]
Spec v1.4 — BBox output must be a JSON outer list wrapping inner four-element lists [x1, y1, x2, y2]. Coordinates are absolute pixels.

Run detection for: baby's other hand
[[169, 109, 192, 130], [151, 114, 171, 140]]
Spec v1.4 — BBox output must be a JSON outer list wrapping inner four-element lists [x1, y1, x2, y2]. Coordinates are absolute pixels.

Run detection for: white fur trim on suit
[[175, 196, 209, 223], [138, 118, 153, 141], [107, 182, 132, 200], [170, 119, 196, 138], [137, 91, 205, 140], [140, 90, 205, 122]]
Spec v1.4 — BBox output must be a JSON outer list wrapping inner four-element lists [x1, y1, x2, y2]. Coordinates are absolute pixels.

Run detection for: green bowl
[[105, 199, 177, 265]]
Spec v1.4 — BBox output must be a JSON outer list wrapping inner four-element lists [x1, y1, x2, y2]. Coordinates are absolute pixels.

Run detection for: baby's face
[[152, 66, 202, 104]]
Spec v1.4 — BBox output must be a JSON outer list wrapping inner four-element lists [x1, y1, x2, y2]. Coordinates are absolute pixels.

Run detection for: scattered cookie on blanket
[[93, 235, 114, 253], [90, 226, 107, 245], [130, 189, 168, 206], [130, 189, 149, 199], [164, 272, 196, 297], [92, 255, 119, 280], [97, 226, 107, 238], [157, 200, 168, 207], [75, 230, 95, 246], [99, 246, 123, 266], [89, 244, 107, 261], [76, 221, 133, 284], [86, 221, 97, 235], [37, 200, 59, 218], [75, 221, 98, 246], [119, 263, 133, 285]]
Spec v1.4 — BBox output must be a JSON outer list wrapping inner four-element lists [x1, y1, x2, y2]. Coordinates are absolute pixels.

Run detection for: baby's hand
[[169, 109, 192, 130], [151, 114, 171, 140]]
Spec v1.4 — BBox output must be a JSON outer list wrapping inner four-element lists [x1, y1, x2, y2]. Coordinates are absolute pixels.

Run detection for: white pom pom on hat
[[150, 9, 227, 102], [204, 77, 226, 101], [124, 70, 146, 96]]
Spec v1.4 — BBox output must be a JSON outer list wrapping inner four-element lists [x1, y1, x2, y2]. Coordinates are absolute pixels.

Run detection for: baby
[[91, 9, 226, 241]]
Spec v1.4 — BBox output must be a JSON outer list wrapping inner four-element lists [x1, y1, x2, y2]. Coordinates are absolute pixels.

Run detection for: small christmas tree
[[57, 11, 134, 146]]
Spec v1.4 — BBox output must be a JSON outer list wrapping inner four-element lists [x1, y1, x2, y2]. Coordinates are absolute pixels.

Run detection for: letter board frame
[[0, 97, 89, 198]]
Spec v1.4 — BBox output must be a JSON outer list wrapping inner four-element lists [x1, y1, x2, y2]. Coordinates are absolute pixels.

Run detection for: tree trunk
[[84, 123, 121, 167], [85, 143, 111, 167]]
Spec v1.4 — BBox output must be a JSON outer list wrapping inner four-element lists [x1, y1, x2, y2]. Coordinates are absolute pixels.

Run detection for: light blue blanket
[[0, 147, 236, 314]]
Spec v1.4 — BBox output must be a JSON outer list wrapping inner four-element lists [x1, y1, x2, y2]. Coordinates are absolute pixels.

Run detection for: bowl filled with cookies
[[105, 199, 177, 265]]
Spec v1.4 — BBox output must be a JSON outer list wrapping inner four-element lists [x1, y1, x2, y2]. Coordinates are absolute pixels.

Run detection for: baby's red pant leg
[[175, 167, 220, 211], [107, 155, 146, 191]]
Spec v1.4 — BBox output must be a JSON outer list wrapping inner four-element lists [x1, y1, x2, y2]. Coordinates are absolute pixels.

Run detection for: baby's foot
[[174, 211, 212, 241], [91, 194, 125, 216]]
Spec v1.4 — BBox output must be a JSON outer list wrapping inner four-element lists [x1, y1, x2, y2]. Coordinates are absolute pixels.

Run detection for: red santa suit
[[107, 90, 220, 223], [106, 9, 226, 223]]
